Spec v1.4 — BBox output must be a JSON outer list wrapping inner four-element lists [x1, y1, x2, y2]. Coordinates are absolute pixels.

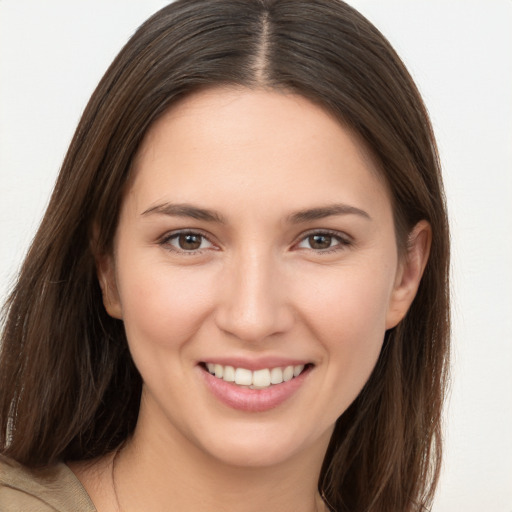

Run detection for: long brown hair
[[0, 1, 450, 510]]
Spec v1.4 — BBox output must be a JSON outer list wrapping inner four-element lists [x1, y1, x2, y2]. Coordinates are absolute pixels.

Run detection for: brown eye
[[296, 231, 349, 252], [308, 234, 333, 250], [164, 232, 213, 252], [178, 234, 203, 250]]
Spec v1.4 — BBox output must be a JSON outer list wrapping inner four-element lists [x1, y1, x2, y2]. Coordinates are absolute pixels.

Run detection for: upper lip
[[199, 356, 312, 372]]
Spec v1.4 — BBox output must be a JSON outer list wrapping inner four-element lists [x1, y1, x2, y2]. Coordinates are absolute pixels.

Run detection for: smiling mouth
[[200, 362, 312, 389]]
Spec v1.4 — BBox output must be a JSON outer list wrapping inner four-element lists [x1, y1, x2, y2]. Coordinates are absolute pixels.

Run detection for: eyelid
[[158, 229, 218, 253], [293, 229, 353, 251]]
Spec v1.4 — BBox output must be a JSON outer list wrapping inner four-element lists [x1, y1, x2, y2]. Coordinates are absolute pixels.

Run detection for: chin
[[188, 420, 332, 470], [204, 439, 303, 468]]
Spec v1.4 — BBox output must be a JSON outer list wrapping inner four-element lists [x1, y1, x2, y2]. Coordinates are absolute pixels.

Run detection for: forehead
[[126, 87, 391, 220]]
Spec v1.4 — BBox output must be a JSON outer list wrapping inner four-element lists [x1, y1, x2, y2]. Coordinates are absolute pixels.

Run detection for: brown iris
[[178, 233, 203, 250], [308, 234, 333, 250]]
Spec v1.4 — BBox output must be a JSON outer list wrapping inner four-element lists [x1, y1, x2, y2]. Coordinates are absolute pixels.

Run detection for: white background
[[1, 1, 511, 510]]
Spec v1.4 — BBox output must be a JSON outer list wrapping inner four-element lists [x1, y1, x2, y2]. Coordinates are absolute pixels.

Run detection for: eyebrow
[[287, 203, 372, 223], [141, 203, 225, 223], [142, 201, 371, 224]]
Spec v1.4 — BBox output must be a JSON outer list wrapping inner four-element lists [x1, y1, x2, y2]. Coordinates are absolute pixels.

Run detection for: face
[[99, 87, 428, 469]]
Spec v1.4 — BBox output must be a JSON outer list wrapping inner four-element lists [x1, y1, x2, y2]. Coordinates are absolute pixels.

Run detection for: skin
[[70, 87, 430, 512]]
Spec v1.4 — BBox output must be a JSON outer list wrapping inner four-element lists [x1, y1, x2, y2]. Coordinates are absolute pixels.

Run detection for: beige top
[[0, 455, 96, 512]]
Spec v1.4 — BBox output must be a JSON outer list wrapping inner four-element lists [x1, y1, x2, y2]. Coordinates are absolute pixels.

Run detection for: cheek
[[116, 258, 217, 351], [297, 260, 393, 338], [293, 262, 394, 404]]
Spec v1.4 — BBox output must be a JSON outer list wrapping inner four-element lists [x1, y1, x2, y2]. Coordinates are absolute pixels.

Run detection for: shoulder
[[0, 454, 96, 512]]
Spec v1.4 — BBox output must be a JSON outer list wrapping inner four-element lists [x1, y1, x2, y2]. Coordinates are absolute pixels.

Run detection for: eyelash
[[295, 229, 353, 253], [158, 229, 352, 255], [159, 230, 216, 255]]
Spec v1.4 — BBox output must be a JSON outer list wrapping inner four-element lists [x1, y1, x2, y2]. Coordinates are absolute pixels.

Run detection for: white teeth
[[252, 369, 271, 387], [223, 365, 235, 382], [270, 367, 283, 384], [214, 364, 224, 379], [234, 368, 253, 386], [293, 364, 304, 377], [205, 362, 308, 388], [283, 366, 294, 382]]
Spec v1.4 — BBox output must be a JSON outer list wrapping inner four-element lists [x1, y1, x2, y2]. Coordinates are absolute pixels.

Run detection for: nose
[[214, 250, 294, 343]]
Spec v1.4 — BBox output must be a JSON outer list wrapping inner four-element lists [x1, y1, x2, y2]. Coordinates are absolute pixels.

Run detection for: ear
[[385, 220, 431, 329], [96, 252, 123, 319], [91, 224, 123, 319]]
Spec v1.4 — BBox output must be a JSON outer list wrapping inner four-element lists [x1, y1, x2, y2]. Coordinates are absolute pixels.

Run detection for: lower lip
[[200, 366, 311, 413]]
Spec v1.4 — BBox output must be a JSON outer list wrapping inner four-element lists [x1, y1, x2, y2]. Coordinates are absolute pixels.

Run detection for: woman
[[0, 1, 450, 511]]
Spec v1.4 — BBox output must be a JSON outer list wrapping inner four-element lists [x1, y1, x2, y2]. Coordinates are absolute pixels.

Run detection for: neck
[[114, 399, 330, 512]]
